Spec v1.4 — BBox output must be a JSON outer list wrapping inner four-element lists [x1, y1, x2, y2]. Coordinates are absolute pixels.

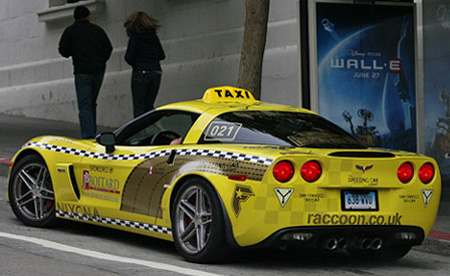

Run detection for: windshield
[[199, 111, 366, 149]]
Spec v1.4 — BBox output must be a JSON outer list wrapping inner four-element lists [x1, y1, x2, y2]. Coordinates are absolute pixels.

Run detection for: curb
[[0, 157, 10, 165], [429, 230, 450, 241]]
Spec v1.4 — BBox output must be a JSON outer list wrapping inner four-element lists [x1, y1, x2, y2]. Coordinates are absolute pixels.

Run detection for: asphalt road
[[1, 175, 450, 275]]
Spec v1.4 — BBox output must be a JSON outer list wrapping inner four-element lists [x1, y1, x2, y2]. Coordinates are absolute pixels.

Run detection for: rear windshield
[[199, 111, 365, 149]]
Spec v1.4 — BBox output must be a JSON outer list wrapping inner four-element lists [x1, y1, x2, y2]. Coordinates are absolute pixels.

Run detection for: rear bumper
[[249, 226, 424, 250]]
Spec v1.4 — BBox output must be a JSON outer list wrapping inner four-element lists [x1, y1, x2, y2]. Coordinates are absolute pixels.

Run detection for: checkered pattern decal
[[25, 142, 274, 165], [56, 210, 172, 235], [177, 149, 273, 166], [26, 142, 172, 161]]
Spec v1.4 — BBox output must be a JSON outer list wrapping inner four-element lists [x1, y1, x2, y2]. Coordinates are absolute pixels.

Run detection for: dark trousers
[[74, 72, 104, 139], [131, 70, 161, 118]]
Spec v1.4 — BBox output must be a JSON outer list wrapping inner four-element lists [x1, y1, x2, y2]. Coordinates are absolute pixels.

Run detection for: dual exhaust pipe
[[322, 236, 383, 251], [357, 237, 383, 250], [323, 237, 348, 251]]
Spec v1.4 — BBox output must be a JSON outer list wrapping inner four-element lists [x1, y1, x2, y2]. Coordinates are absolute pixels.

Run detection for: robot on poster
[[317, 3, 416, 151]]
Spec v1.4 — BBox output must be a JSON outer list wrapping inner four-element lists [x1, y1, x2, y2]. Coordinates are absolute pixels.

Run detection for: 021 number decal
[[204, 122, 242, 141]]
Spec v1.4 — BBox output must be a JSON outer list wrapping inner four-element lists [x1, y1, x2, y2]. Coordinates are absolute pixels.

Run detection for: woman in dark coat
[[124, 12, 166, 117]]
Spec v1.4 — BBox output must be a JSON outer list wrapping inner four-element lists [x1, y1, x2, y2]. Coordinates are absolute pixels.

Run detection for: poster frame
[[306, 0, 424, 153]]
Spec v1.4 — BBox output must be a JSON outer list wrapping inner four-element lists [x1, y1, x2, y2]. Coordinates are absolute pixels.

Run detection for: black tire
[[348, 245, 411, 262], [171, 177, 233, 263], [8, 154, 56, 227]]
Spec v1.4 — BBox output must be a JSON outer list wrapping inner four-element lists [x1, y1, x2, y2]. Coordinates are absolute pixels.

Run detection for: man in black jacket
[[59, 6, 113, 139]]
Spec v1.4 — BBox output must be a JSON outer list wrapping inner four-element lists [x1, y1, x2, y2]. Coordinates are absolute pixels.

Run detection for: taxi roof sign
[[202, 86, 259, 104]]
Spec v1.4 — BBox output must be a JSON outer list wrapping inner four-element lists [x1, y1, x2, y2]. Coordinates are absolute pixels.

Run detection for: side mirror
[[96, 132, 116, 154]]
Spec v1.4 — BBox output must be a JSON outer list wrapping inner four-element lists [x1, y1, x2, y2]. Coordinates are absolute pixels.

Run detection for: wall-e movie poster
[[316, 3, 416, 152], [423, 0, 450, 177]]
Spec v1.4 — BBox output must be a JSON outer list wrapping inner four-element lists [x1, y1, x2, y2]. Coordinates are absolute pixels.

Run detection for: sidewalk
[[0, 113, 114, 176], [0, 113, 449, 256]]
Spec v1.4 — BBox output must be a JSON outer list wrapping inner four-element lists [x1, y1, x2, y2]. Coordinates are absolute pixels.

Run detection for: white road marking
[[0, 232, 222, 276]]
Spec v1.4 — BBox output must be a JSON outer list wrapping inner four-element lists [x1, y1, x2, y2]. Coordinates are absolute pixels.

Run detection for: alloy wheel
[[174, 185, 213, 254], [12, 162, 55, 222]]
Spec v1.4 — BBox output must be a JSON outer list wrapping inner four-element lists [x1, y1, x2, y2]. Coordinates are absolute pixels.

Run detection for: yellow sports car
[[7, 86, 441, 263]]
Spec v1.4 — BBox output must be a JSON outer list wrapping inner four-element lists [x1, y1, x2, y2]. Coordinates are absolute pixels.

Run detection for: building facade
[[0, 0, 300, 128], [0, 0, 449, 194]]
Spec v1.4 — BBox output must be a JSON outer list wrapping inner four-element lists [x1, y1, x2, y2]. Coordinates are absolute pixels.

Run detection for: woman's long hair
[[124, 12, 161, 37]]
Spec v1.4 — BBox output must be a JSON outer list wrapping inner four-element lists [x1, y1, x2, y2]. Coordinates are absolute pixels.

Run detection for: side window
[[117, 110, 199, 146]]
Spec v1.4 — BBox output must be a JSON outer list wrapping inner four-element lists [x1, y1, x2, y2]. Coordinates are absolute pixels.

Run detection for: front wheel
[[172, 177, 233, 263], [8, 154, 56, 227]]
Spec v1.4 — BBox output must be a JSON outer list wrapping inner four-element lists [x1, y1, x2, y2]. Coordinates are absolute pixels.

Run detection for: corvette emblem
[[274, 188, 294, 207], [355, 164, 373, 173]]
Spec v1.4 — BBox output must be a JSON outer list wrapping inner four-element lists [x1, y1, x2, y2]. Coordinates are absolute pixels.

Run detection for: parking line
[[0, 232, 222, 276]]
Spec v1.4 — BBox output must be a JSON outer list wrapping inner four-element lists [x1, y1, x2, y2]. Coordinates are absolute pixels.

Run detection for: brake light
[[397, 162, 414, 183], [273, 161, 294, 182], [419, 163, 435, 184], [301, 161, 322, 182]]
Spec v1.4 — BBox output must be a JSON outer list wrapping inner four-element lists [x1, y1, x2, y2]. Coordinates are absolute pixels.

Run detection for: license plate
[[342, 190, 378, 211]]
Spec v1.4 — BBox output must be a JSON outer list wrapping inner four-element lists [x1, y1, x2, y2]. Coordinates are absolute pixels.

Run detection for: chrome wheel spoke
[[196, 224, 206, 250], [36, 167, 44, 187], [38, 169, 49, 189], [18, 196, 34, 207], [181, 221, 196, 242], [38, 198, 44, 219], [33, 197, 39, 219], [16, 190, 32, 203], [40, 195, 54, 201], [201, 213, 212, 226], [41, 187, 54, 196], [180, 199, 195, 219], [196, 188, 203, 213], [19, 170, 35, 191]]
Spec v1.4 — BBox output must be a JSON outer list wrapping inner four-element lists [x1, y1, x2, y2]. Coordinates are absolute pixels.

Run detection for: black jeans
[[74, 72, 105, 139], [131, 70, 162, 118]]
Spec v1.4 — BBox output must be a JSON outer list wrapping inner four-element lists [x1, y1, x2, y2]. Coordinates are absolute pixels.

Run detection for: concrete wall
[[0, 0, 300, 128]]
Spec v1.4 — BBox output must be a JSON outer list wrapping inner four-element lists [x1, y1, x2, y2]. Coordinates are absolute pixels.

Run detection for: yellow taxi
[[7, 86, 441, 263]]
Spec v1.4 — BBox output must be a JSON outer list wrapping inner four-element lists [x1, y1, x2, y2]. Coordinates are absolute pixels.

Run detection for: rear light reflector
[[301, 161, 322, 182], [397, 162, 414, 183], [419, 163, 435, 184], [273, 161, 294, 182], [228, 175, 247, 181]]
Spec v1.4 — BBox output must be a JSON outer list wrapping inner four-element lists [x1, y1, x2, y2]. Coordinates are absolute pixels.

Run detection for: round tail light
[[397, 162, 414, 183], [419, 163, 435, 184], [301, 161, 322, 182], [273, 161, 294, 182]]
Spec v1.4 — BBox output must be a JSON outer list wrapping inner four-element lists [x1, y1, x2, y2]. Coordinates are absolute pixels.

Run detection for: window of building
[[37, 0, 104, 23]]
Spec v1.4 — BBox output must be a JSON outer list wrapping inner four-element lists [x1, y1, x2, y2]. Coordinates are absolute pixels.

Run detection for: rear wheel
[[348, 245, 411, 262], [172, 177, 232, 263], [9, 154, 56, 227]]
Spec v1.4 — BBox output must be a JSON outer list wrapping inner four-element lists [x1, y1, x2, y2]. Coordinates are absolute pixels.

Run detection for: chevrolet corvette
[[7, 86, 441, 263]]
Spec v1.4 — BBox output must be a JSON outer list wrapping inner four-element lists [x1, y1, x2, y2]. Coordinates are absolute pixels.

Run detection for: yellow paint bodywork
[[7, 86, 441, 247]]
